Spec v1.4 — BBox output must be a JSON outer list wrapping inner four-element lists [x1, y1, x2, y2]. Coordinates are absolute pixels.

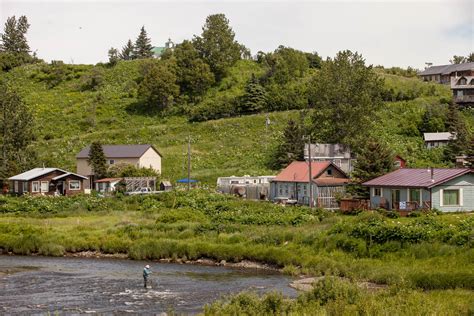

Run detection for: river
[[0, 255, 297, 314]]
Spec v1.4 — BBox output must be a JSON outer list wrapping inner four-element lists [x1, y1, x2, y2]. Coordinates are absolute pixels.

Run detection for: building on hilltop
[[8, 168, 87, 196], [423, 132, 456, 149], [418, 62, 474, 84], [451, 75, 474, 107], [152, 38, 175, 58], [76, 144, 162, 189], [363, 168, 473, 212]]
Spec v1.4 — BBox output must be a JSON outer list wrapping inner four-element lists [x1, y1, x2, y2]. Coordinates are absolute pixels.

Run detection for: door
[[391, 189, 400, 209]]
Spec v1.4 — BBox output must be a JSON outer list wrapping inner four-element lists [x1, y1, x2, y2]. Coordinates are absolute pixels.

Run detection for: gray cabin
[[304, 143, 355, 174]]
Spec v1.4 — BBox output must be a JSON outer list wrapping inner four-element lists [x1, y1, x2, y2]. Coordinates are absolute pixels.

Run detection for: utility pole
[[265, 113, 270, 151], [187, 136, 191, 191], [304, 135, 313, 209]]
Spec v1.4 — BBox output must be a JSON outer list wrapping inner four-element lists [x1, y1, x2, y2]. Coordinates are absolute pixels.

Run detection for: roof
[[95, 178, 123, 183], [152, 46, 165, 56], [177, 178, 198, 183], [304, 143, 352, 159], [52, 172, 88, 180], [418, 62, 474, 76], [76, 144, 162, 159], [423, 132, 455, 142], [363, 168, 472, 188], [273, 161, 348, 183], [9, 168, 67, 181], [160, 181, 172, 186]]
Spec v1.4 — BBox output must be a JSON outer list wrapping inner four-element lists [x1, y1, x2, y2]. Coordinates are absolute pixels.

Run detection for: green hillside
[[1, 59, 469, 184]]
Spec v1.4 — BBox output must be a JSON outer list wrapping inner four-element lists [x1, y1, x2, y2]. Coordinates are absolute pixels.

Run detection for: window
[[69, 180, 81, 190], [394, 160, 401, 168], [41, 181, 49, 193], [22, 182, 28, 192], [14, 181, 18, 193], [410, 189, 421, 204], [32, 181, 40, 192], [327, 169, 333, 176], [443, 190, 459, 206], [374, 188, 381, 196], [109, 159, 115, 165]]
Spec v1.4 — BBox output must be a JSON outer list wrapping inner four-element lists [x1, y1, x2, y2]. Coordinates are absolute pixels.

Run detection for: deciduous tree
[[309, 50, 384, 148], [138, 60, 179, 110], [0, 81, 36, 178], [193, 14, 242, 81], [170, 40, 215, 99]]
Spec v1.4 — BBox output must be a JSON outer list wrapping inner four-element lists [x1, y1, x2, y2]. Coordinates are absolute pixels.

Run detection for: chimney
[[430, 167, 435, 182]]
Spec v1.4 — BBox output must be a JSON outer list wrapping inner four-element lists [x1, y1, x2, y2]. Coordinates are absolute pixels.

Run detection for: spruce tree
[[119, 39, 134, 60], [351, 139, 395, 198], [108, 47, 119, 66], [466, 134, 474, 168], [239, 74, 267, 114], [270, 115, 305, 169], [0, 81, 36, 178], [87, 142, 108, 179], [444, 102, 470, 162], [0, 16, 30, 53], [133, 26, 153, 59]]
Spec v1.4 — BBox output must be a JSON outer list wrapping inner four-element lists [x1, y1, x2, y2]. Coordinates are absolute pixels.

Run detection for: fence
[[217, 184, 271, 200]]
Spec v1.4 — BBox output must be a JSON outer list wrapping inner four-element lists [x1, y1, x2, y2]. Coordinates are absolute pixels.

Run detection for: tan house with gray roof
[[76, 144, 162, 188]]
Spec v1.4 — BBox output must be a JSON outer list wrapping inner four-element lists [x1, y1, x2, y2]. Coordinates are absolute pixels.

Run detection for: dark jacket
[[143, 267, 151, 278]]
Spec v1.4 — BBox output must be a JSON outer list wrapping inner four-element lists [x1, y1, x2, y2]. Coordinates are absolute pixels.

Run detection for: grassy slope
[[2, 60, 468, 183]]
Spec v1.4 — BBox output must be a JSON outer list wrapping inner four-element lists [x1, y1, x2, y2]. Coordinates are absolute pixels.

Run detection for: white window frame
[[69, 180, 81, 191], [373, 188, 381, 196], [441, 189, 462, 207], [40, 181, 49, 193], [32, 181, 40, 193], [109, 159, 115, 165], [22, 181, 28, 192], [14, 181, 18, 193]]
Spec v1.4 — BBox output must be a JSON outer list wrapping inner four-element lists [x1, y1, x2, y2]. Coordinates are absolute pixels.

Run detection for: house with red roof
[[270, 161, 350, 209], [363, 168, 473, 212]]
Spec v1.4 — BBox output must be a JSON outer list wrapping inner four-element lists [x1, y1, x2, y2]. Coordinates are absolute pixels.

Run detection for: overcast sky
[[1, 0, 472, 68]]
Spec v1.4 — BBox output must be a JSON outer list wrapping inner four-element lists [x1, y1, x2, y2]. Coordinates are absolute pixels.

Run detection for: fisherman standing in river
[[143, 264, 152, 288]]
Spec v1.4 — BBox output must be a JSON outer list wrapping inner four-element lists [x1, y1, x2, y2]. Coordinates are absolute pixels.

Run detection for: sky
[[1, 0, 473, 68]]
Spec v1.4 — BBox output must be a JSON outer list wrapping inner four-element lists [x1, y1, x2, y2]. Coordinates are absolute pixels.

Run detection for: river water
[[0, 255, 297, 315]]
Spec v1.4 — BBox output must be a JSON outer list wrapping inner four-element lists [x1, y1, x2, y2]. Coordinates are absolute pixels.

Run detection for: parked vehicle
[[125, 187, 160, 195]]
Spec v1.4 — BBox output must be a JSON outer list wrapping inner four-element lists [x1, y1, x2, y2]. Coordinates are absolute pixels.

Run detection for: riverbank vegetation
[[0, 191, 473, 313]]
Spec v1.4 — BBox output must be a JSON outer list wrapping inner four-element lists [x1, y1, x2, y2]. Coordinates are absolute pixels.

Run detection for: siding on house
[[431, 174, 474, 212], [138, 147, 162, 174]]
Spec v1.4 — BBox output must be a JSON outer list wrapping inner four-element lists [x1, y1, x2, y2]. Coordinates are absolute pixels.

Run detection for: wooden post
[[187, 136, 191, 191]]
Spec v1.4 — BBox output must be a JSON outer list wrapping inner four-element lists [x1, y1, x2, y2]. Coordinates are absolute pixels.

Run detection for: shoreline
[[0, 251, 283, 273]]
